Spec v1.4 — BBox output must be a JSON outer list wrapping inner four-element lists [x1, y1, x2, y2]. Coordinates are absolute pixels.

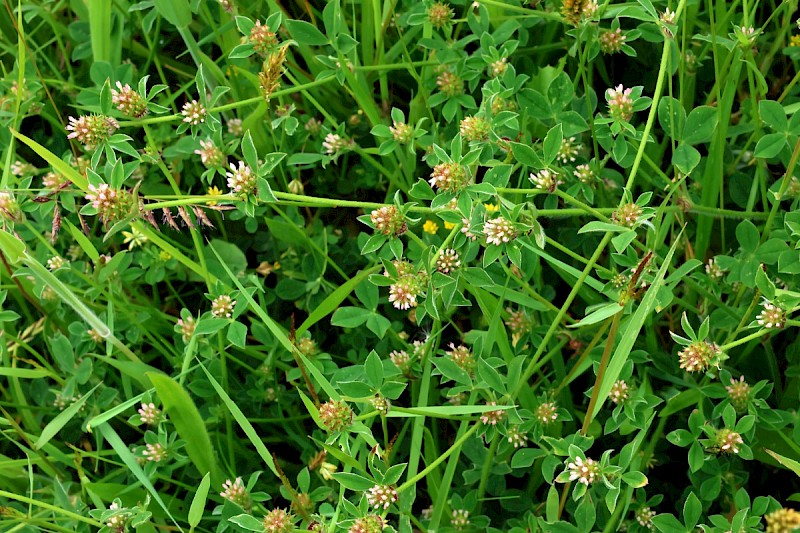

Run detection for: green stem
[[397, 422, 480, 492], [0, 489, 103, 527], [720, 328, 770, 351]]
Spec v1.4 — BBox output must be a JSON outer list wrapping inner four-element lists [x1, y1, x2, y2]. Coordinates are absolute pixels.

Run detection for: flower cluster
[[459, 116, 490, 141], [607, 85, 634, 122], [530, 169, 561, 192], [436, 70, 463, 97], [635, 507, 656, 529], [705, 257, 724, 279], [566, 456, 601, 485], [211, 295, 236, 318], [608, 380, 630, 404], [484, 216, 517, 245], [536, 402, 559, 424], [390, 120, 414, 143], [429, 162, 468, 192], [557, 137, 580, 163], [319, 399, 353, 432], [220, 477, 251, 510], [348, 515, 385, 533], [451, 509, 470, 529], [427, 2, 453, 28], [756, 300, 786, 329], [447, 343, 476, 374], [765, 507, 800, 533], [137, 403, 162, 425], [142, 443, 167, 462], [678, 340, 719, 373], [195, 140, 225, 168], [111, 82, 148, 117], [436, 248, 461, 273], [226, 161, 257, 196], [366, 484, 397, 510], [561, 0, 597, 25], [725, 375, 751, 412], [574, 164, 596, 184], [480, 401, 506, 425], [714, 428, 744, 454], [66, 114, 118, 149], [86, 184, 133, 223], [506, 426, 528, 448], [262, 508, 294, 533], [181, 100, 206, 125], [600, 28, 627, 54], [370, 206, 406, 236], [249, 20, 278, 55], [612, 203, 643, 228]]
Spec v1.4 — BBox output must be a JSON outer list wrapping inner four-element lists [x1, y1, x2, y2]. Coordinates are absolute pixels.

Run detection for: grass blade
[[146, 372, 221, 485], [35, 383, 100, 450]]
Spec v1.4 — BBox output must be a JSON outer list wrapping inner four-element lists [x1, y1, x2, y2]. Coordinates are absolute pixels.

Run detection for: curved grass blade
[[146, 372, 221, 485]]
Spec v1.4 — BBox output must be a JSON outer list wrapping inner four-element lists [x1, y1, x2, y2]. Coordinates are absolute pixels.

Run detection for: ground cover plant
[[2, 0, 800, 531]]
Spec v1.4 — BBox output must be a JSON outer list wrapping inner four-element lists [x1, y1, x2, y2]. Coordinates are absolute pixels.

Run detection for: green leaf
[[543, 124, 563, 165], [764, 449, 800, 477], [99, 78, 112, 115], [477, 358, 506, 394], [364, 351, 384, 388], [759, 100, 788, 131], [658, 96, 686, 139], [229, 514, 267, 531], [736, 219, 760, 253], [510, 142, 544, 168], [147, 373, 220, 484], [575, 496, 596, 532], [621, 470, 648, 488], [651, 514, 687, 533], [227, 321, 247, 348], [296, 266, 379, 338], [332, 472, 375, 491], [511, 448, 547, 468], [570, 302, 622, 328], [241, 130, 259, 170], [683, 492, 702, 530], [331, 306, 371, 328], [188, 473, 210, 529], [682, 106, 718, 144], [672, 143, 701, 175], [546, 485, 560, 522], [284, 19, 329, 46], [64, 220, 100, 262], [152, 0, 192, 28], [754, 133, 787, 159], [578, 221, 627, 234], [483, 164, 512, 187]]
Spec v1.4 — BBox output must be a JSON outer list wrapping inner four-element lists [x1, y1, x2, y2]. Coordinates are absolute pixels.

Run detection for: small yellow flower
[[484, 203, 500, 213], [444, 221, 456, 230], [423, 220, 439, 234], [319, 462, 337, 481], [121, 227, 148, 249], [791, 34, 800, 47], [158, 251, 171, 262], [207, 185, 224, 205]]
